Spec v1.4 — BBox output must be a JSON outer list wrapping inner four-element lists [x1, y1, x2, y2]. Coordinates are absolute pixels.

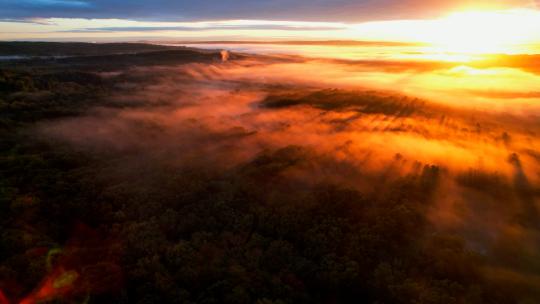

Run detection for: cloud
[[0, 17, 57, 25], [464, 89, 540, 99], [0, 0, 535, 22], [65, 24, 345, 33], [471, 54, 540, 76], [15, 0, 92, 8]]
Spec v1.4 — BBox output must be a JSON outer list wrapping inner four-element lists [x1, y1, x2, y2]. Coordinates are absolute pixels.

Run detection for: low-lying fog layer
[[37, 53, 540, 290], [4, 48, 540, 302], [168, 43, 540, 113]]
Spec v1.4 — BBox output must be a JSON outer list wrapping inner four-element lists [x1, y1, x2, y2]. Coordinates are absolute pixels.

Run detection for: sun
[[352, 9, 540, 58], [425, 9, 540, 55]]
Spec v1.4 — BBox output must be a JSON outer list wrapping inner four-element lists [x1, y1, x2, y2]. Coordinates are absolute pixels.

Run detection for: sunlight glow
[[351, 9, 540, 56], [1, 8, 540, 57], [429, 10, 540, 54]]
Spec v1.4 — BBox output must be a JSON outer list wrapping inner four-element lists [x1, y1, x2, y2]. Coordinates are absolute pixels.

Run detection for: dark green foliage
[[52, 50, 222, 71], [0, 44, 532, 303], [0, 69, 109, 124], [0, 42, 175, 57], [261, 89, 421, 117], [0, 137, 507, 303]]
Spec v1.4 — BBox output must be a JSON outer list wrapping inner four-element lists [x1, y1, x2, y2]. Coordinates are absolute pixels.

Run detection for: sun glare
[[428, 10, 540, 55], [353, 9, 540, 59]]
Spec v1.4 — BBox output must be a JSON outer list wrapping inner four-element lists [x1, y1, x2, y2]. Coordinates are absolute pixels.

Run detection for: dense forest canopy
[[1, 42, 540, 303]]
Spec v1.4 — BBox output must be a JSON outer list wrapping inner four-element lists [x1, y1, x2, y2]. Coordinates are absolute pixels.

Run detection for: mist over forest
[[1, 42, 540, 303]]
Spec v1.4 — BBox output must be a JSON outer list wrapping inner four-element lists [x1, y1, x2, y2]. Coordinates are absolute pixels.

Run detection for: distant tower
[[221, 50, 230, 62]]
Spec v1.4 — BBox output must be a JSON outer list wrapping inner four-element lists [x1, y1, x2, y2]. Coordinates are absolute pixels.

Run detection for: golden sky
[[1, 1, 540, 55]]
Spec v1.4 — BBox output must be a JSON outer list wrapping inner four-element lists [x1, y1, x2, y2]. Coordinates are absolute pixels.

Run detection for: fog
[[0, 46, 533, 302], [31, 53, 539, 289]]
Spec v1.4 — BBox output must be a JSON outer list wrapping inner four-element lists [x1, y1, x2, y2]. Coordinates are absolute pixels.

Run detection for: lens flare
[[19, 268, 79, 304], [0, 224, 122, 304], [0, 290, 9, 304]]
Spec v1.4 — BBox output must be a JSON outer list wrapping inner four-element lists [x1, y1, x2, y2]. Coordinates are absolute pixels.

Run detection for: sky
[[1, 0, 540, 43]]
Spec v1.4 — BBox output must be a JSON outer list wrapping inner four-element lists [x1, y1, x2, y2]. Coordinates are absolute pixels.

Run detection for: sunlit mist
[[2, 1, 540, 303]]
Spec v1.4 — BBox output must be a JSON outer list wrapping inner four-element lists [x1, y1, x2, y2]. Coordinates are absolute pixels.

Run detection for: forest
[[1, 42, 540, 304]]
